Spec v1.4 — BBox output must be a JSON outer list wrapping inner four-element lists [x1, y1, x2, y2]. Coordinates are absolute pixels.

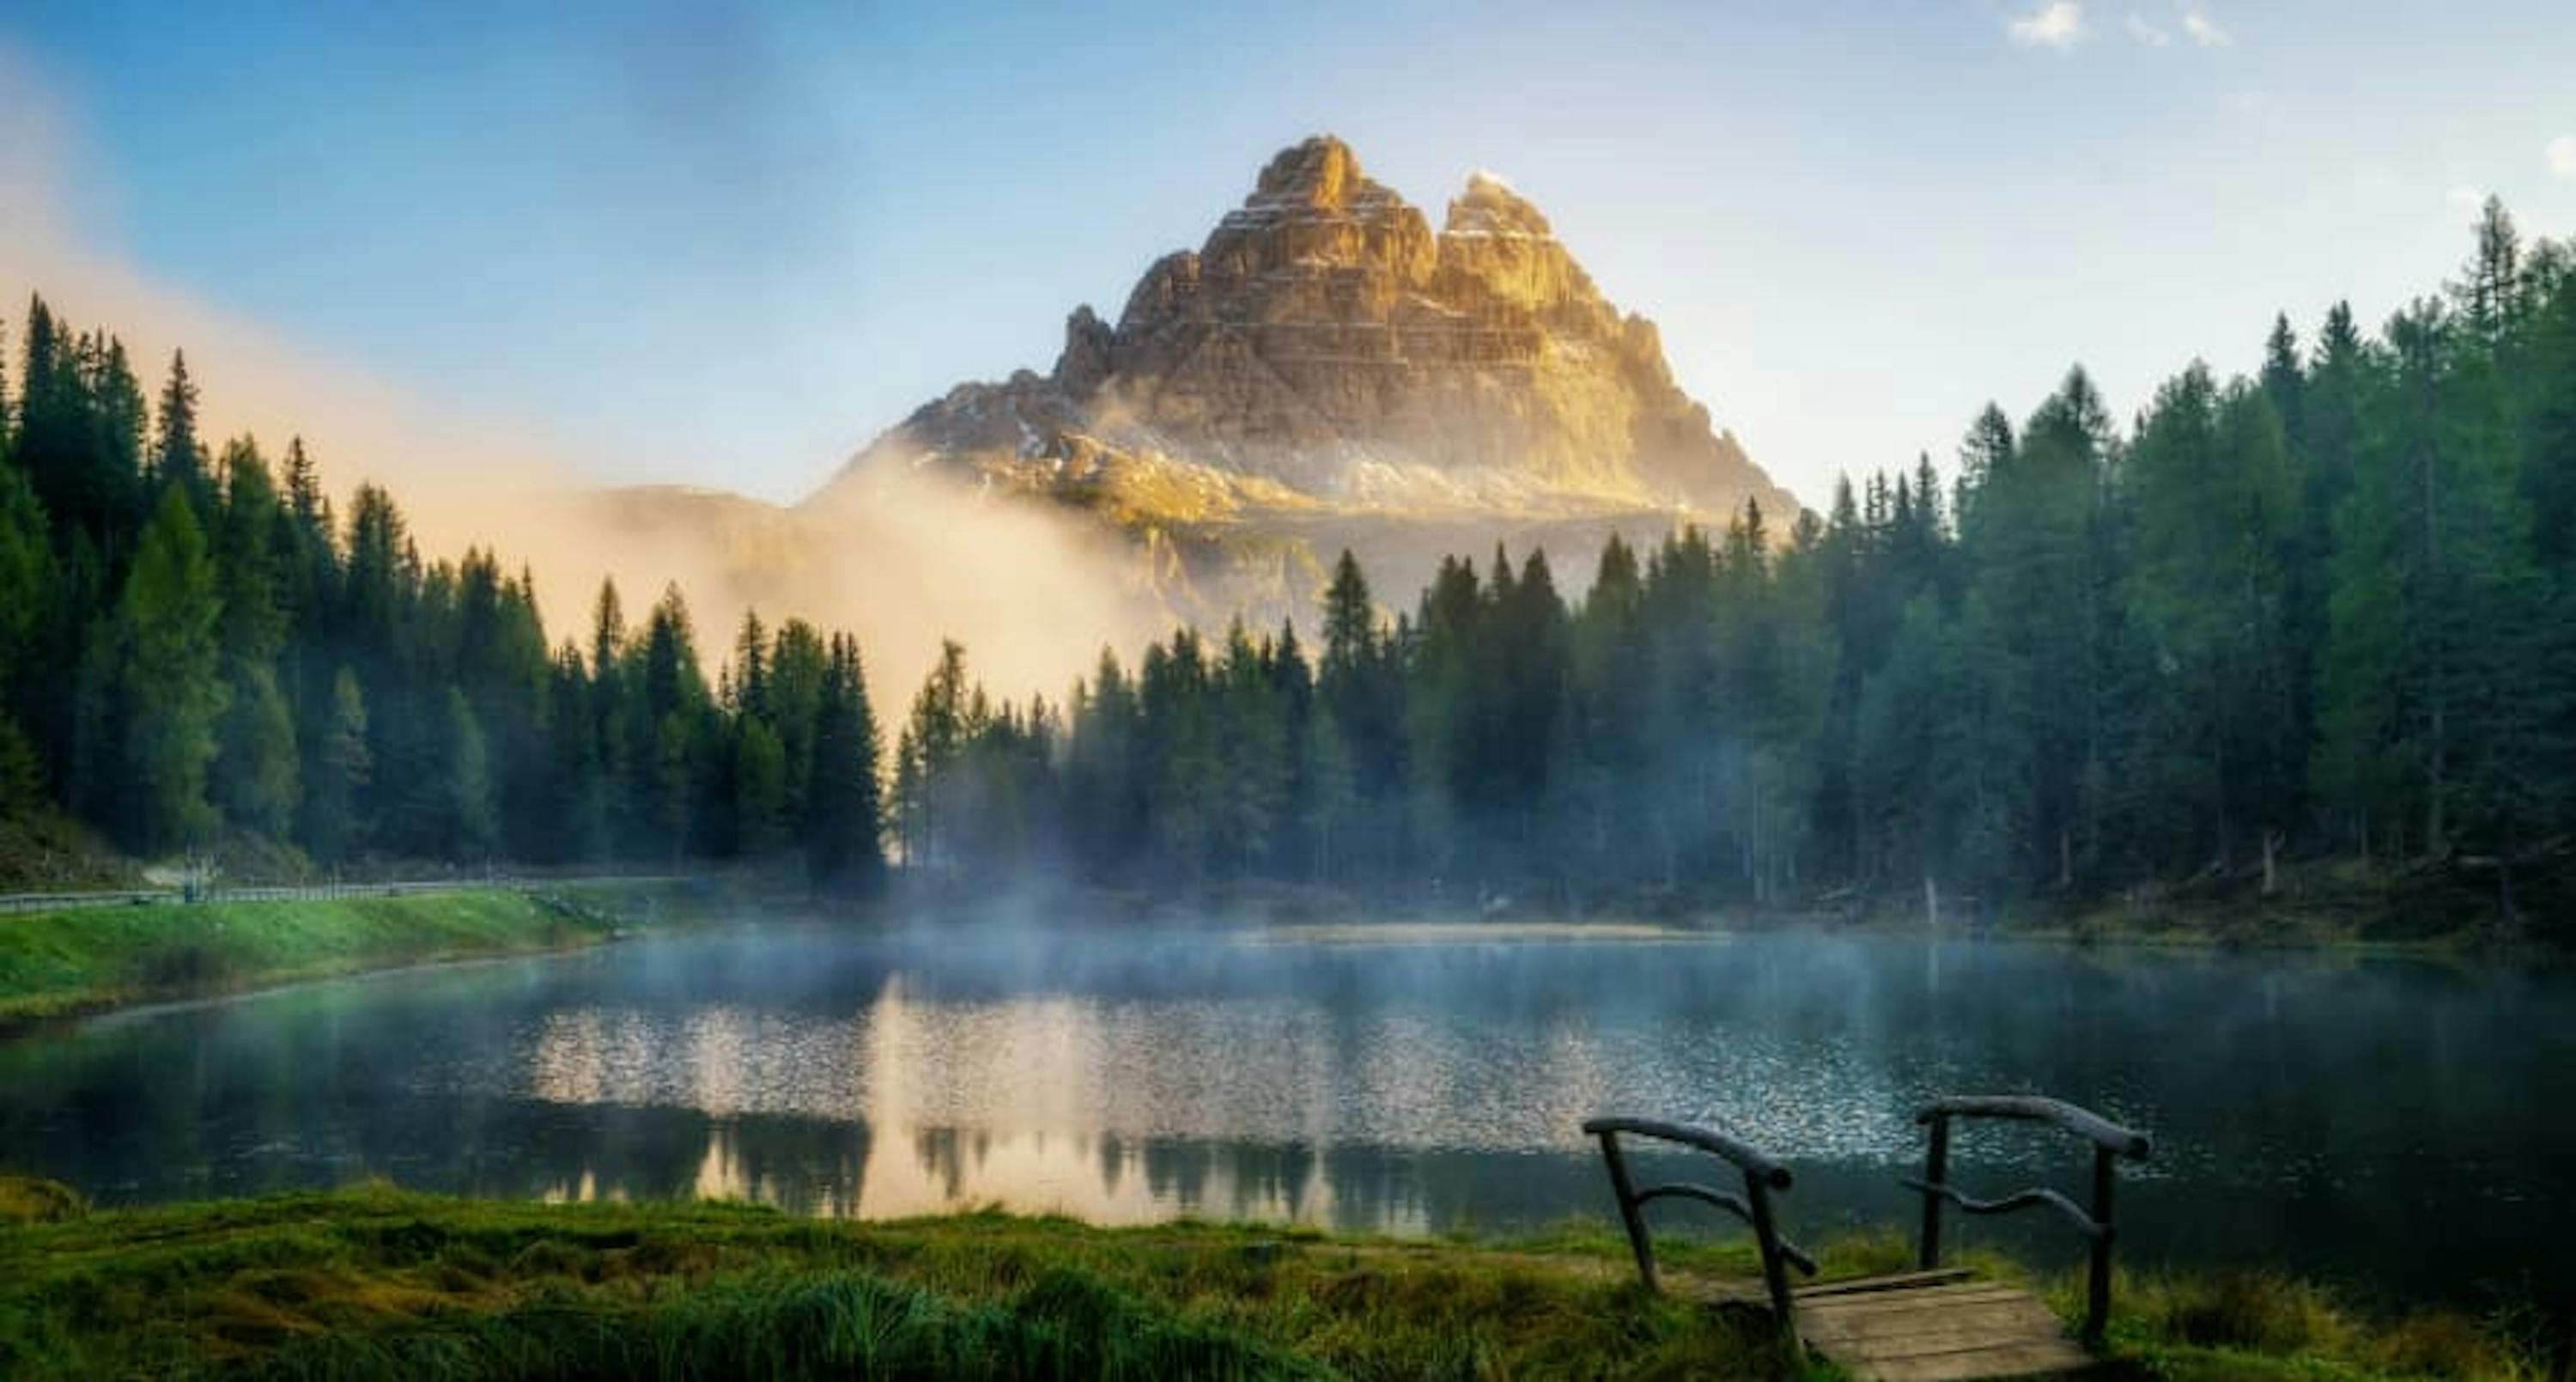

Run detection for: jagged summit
[[1445, 171, 1553, 240], [1242, 134, 1400, 215], [816, 134, 1789, 528]]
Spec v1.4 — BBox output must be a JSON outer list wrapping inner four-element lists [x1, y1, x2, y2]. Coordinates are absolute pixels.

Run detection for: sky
[[4, 0, 2573, 511]]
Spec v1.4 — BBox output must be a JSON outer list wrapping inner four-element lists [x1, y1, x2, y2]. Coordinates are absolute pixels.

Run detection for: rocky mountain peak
[[1249, 134, 1373, 209], [825, 134, 1794, 533], [1444, 170, 1552, 240]]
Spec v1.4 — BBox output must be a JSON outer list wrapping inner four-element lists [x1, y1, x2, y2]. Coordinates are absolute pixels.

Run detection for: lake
[[2, 923, 2567, 1315]]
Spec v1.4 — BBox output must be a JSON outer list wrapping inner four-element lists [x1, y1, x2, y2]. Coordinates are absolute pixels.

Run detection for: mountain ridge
[[809, 135, 1795, 529]]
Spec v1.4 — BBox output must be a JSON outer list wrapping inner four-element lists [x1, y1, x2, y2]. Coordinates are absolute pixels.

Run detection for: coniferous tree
[[106, 487, 228, 852], [206, 439, 301, 836], [304, 667, 372, 863], [443, 687, 496, 858], [807, 633, 885, 895], [544, 643, 609, 862], [151, 350, 209, 508], [732, 716, 787, 856], [0, 460, 47, 819], [895, 640, 970, 868]]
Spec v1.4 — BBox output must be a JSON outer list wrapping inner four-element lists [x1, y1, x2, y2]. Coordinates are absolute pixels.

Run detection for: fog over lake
[[3, 923, 2568, 1316]]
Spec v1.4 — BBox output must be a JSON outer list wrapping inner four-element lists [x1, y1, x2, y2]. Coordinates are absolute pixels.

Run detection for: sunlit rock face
[[810, 135, 1795, 627]]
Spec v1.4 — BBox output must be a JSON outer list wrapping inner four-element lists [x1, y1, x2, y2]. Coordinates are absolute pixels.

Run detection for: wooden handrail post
[[2085, 1145, 2116, 1344], [1583, 1114, 1814, 1355], [1905, 1094, 2148, 1353], [1745, 1172, 1803, 1358], [1919, 1112, 1950, 1269], [1595, 1130, 1659, 1294]]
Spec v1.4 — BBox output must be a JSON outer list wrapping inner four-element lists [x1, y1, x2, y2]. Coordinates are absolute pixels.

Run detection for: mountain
[[802, 136, 1797, 624]]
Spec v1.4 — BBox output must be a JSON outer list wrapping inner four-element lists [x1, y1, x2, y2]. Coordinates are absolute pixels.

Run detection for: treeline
[[884, 200, 2576, 919], [0, 299, 886, 891], [7, 201, 2573, 918]]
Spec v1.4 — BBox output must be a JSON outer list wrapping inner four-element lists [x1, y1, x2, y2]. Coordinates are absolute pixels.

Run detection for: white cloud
[[2008, 1, 2084, 48], [2448, 185, 2490, 221], [2549, 136, 2576, 180], [2180, 5, 2232, 46], [2124, 13, 2172, 46]]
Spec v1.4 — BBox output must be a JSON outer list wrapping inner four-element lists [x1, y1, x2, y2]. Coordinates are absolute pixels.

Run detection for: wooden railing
[[1582, 1116, 1818, 1351], [1905, 1094, 2152, 1343]]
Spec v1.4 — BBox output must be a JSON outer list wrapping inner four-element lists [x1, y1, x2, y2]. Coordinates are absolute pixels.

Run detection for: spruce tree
[[807, 634, 885, 896], [303, 667, 372, 862], [109, 487, 229, 851], [151, 350, 208, 508]]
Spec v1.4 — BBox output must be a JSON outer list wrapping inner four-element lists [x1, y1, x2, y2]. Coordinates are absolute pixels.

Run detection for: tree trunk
[[2260, 828, 2281, 897], [1923, 873, 1941, 930]]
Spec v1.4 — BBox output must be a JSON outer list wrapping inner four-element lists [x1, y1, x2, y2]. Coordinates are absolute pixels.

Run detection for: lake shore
[[0, 1178, 2538, 1381], [6, 872, 2554, 1045], [0, 881, 707, 1037], [925, 871, 2567, 959]]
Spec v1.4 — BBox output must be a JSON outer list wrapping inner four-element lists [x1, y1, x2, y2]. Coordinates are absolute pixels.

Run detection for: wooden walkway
[[1582, 1099, 2152, 1382], [1790, 1269, 2094, 1382]]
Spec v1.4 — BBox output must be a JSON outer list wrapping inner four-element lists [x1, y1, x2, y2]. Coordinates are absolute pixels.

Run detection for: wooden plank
[[1803, 1297, 2063, 1336], [1802, 1282, 2031, 1309], [1797, 1268, 1978, 1299], [1797, 1275, 2093, 1382], [1801, 1287, 2038, 1320], [1831, 1331, 2083, 1361], [1805, 1307, 2069, 1355], [1803, 1297, 2047, 1330], [1851, 1338, 2093, 1382]]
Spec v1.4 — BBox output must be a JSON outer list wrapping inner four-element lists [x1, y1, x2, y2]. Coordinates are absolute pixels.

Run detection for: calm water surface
[[1, 924, 2568, 1312]]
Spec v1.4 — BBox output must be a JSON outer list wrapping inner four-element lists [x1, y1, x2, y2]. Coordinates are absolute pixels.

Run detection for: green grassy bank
[[0, 1180, 2545, 1381], [0, 886, 665, 1033]]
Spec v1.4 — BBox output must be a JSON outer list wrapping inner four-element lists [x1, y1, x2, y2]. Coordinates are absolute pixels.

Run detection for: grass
[[0, 1180, 1789, 1380], [2050, 1266, 2556, 1382], [0, 886, 659, 1032], [0, 1179, 2549, 1381]]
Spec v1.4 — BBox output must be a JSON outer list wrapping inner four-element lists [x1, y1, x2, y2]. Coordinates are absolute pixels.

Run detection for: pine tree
[[732, 716, 787, 855], [0, 460, 46, 696], [766, 619, 830, 828], [807, 634, 885, 896], [732, 609, 770, 720], [2457, 197, 2524, 344], [0, 460, 47, 819], [896, 640, 970, 868], [303, 667, 372, 862], [212, 664, 300, 838], [2123, 365, 2297, 871], [151, 350, 208, 508], [108, 487, 229, 851], [444, 687, 496, 857]]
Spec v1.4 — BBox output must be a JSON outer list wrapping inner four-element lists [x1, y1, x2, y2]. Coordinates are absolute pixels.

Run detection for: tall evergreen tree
[[151, 350, 209, 508], [807, 634, 885, 895], [303, 667, 372, 863], [106, 488, 228, 851]]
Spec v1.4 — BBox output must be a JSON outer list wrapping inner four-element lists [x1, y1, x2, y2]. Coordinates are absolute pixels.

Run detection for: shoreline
[[0, 881, 711, 1039], [8, 883, 2554, 1043]]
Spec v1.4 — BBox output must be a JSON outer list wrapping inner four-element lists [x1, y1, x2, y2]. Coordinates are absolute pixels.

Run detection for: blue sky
[[6, 0, 2573, 507]]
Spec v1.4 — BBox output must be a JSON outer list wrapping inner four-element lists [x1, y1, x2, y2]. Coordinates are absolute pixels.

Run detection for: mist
[[0, 48, 1161, 702]]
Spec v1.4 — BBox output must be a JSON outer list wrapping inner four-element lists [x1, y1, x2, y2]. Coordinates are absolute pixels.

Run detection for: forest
[[3, 200, 2573, 925]]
